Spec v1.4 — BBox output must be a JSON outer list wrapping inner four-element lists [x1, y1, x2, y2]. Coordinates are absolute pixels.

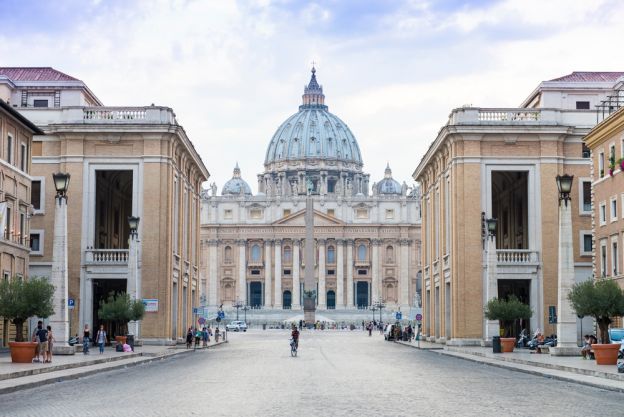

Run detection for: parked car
[[384, 324, 396, 341], [226, 321, 248, 332], [609, 328, 624, 344]]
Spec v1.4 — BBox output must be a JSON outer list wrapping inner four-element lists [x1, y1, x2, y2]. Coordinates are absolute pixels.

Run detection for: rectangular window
[[251, 270, 260, 275], [30, 231, 43, 255], [600, 202, 607, 226], [6, 135, 12, 164], [33, 99, 48, 108], [5, 207, 11, 240], [385, 209, 394, 219], [356, 208, 368, 219], [582, 233, 592, 255], [31, 180, 42, 211], [612, 240, 619, 276], [20, 143, 27, 172], [582, 143, 591, 158], [581, 181, 591, 213], [327, 269, 335, 275], [250, 209, 263, 219], [283, 209, 291, 217], [576, 101, 590, 110], [599, 152, 605, 178], [611, 197, 618, 222], [3, 271, 8, 281], [357, 269, 367, 275], [327, 209, 335, 217], [19, 213, 25, 245], [283, 269, 291, 276], [600, 240, 607, 277], [224, 209, 233, 219]]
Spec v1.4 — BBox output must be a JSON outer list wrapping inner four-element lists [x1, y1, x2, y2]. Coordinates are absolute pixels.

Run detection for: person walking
[[46, 325, 54, 363], [202, 327, 208, 348], [32, 321, 48, 363], [96, 325, 107, 354], [215, 327, 220, 343], [83, 324, 90, 354], [186, 327, 193, 349]]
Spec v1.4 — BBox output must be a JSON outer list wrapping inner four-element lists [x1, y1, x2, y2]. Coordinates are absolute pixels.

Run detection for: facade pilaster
[[264, 239, 273, 308], [336, 239, 345, 308], [274, 239, 282, 308], [399, 239, 410, 308], [208, 239, 219, 307], [237, 239, 247, 304], [318, 239, 326, 309], [346, 239, 354, 307], [292, 239, 301, 309], [371, 239, 381, 304]]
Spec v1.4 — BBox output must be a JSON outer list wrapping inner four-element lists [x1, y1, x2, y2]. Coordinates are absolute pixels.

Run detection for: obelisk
[[303, 177, 316, 326]]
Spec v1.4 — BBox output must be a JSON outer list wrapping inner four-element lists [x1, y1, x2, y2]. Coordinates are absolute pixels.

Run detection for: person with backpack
[[32, 321, 48, 363]]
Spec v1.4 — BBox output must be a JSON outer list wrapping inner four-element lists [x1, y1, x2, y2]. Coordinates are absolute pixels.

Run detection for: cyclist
[[291, 325, 300, 350]]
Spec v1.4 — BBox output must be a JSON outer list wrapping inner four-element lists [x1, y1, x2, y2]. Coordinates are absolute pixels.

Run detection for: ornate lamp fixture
[[556, 174, 574, 206]]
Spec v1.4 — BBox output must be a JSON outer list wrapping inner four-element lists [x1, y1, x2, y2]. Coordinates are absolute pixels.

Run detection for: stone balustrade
[[85, 249, 129, 264], [496, 249, 539, 265], [448, 107, 597, 127], [19, 106, 176, 125]]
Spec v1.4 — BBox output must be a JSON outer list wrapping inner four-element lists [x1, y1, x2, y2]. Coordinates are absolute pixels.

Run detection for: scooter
[[517, 330, 530, 348]]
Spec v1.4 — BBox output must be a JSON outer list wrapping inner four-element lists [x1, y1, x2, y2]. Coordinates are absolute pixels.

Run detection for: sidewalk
[[0, 339, 227, 395], [396, 340, 624, 393]]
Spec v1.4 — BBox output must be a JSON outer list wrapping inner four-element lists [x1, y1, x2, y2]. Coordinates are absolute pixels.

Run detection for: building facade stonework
[[200, 69, 421, 320]]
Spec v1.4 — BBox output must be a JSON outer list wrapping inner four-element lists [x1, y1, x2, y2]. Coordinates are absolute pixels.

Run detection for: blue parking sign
[[395, 312, 402, 320], [68, 298, 75, 310]]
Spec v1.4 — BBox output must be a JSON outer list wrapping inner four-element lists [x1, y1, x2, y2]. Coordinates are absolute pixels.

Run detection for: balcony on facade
[[448, 107, 597, 128], [17, 106, 176, 126], [85, 248, 129, 265]]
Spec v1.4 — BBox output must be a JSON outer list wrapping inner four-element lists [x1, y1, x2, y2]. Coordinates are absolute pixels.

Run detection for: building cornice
[[584, 107, 624, 149]]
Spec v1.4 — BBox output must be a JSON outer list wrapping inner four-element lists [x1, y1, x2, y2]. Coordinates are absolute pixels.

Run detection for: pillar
[[399, 239, 410, 308], [127, 231, 140, 336], [237, 240, 246, 304], [292, 239, 301, 309], [485, 237, 499, 341], [346, 239, 354, 308], [49, 195, 71, 352], [371, 239, 381, 304], [274, 239, 282, 308], [264, 239, 272, 307], [336, 239, 344, 308], [318, 239, 326, 309], [208, 239, 219, 307]]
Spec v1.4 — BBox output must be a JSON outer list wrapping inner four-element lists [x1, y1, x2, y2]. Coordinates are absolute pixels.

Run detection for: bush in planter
[[0, 277, 55, 342], [568, 278, 624, 343], [98, 292, 145, 337], [484, 295, 532, 338]]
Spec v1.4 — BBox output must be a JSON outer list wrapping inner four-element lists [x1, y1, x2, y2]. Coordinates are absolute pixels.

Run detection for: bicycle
[[290, 338, 298, 357]]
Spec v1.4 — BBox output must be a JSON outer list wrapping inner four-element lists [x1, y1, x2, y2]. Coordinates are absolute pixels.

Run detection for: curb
[[393, 341, 624, 393], [0, 340, 227, 395]]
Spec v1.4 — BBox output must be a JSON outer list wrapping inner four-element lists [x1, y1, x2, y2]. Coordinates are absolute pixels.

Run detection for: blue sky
[[2, 0, 624, 191]]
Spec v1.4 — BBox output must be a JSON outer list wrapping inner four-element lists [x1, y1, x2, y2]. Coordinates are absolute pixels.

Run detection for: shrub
[[0, 277, 55, 342], [484, 295, 532, 337]]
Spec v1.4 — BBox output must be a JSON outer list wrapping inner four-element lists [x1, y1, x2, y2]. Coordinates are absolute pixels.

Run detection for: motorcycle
[[516, 330, 530, 348]]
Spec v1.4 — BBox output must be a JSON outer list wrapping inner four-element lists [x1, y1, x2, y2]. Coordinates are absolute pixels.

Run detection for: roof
[[0, 67, 79, 82], [0, 99, 44, 134], [549, 72, 624, 83]]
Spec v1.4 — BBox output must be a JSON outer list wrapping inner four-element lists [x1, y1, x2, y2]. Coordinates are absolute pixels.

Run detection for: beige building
[[0, 67, 208, 344], [583, 83, 624, 326], [200, 69, 421, 322], [413, 72, 624, 345], [0, 99, 42, 347]]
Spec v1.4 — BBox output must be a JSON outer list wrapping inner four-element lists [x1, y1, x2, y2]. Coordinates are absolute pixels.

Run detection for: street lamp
[[128, 216, 140, 236], [371, 305, 378, 322], [372, 300, 386, 324], [49, 172, 71, 352], [556, 174, 574, 206], [486, 218, 497, 238], [242, 305, 250, 323], [233, 300, 244, 320]]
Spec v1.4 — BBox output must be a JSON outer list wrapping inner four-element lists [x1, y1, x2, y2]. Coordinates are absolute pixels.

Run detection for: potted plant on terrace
[[484, 295, 532, 352], [0, 277, 55, 363], [568, 278, 624, 365], [98, 292, 145, 346]]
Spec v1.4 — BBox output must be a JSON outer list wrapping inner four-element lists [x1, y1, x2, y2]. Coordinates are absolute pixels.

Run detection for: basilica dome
[[376, 163, 402, 195], [264, 68, 363, 169], [222, 163, 252, 196]]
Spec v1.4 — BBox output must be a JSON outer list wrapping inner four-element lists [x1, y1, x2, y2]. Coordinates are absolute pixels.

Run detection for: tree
[[0, 277, 55, 342], [484, 295, 532, 337], [98, 292, 145, 336], [568, 278, 624, 343]]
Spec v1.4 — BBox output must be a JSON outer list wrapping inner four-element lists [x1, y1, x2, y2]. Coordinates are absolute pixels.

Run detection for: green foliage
[[568, 278, 624, 343], [484, 295, 532, 337], [0, 277, 55, 342], [98, 292, 145, 335]]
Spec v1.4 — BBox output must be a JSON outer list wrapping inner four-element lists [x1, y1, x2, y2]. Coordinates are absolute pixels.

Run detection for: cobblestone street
[[2, 330, 623, 417]]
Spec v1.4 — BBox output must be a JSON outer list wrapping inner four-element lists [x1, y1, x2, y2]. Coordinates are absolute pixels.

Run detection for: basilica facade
[[200, 69, 421, 320]]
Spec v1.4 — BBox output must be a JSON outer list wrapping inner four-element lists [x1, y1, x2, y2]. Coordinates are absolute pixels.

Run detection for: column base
[[52, 345, 76, 355], [550, 346, 581, 356]]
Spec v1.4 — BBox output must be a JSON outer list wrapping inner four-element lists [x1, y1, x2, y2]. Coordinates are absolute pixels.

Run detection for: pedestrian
[[202, 327, 208, 348], [96, 324, 107, 354], [46, 325, 54, 363], [32, 321, 48, 363], [83, 324, 90, 354], [215, 327, 220, 343], [186, 327, 193, 349], [407, 324, 413, 342], [367, 322, 372, 337], [195, 328, 201, 348]]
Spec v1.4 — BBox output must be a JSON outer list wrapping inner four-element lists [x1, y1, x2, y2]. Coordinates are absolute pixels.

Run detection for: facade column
[[208, 239, 219, 307], [346, 239, 354, 308], [371, 239, 381, 304], [127, 229, 141, 337], [237, 239, 246, 304], [264, 239, 273, 308], [292, 239, 301, 309], [552, 197, 579, 355], [336, 239, 345, 308], [274, 239, 282, 308], [399, 239, 410, 308], [485, 237, 499, 341], [50, 194, 71, 352], [318, 239, 326, 309]]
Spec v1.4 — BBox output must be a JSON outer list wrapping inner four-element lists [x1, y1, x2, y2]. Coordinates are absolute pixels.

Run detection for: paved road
[[1, 330, 623, 416]]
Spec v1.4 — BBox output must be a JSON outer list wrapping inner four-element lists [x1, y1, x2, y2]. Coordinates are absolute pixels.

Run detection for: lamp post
[[233, 300, 244, 321], [371, 306, 378, 322], [483, 213, 499, 343], [552, 174, 578, 356], [127, 216, 140, 337], [49, 172, 72, 353], [242, 305, 249, 323], [372, 300, 386, 324]]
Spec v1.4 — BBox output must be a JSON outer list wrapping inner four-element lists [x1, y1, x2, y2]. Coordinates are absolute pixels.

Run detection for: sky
[[2, 0, 624, 192]]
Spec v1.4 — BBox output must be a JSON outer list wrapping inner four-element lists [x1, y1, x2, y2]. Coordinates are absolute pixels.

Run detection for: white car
[[226, 321, 248, 332]]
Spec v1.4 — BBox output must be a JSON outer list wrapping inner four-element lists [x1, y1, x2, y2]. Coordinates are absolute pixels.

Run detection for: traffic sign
[[395, 312, 402, 320], [218, 311, 225, 319], [415, 313, 422, 321], [192, 307, 199, 314], [68, 298, 75, 310], [198, 317, 206, 325]]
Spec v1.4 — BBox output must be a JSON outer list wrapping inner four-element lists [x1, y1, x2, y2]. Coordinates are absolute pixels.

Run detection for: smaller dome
[[222, 163, 252, 196], [376, 163, 401, 195]]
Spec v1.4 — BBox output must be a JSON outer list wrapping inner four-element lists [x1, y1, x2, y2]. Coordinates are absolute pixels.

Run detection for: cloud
[[1, 0, 624, 191]]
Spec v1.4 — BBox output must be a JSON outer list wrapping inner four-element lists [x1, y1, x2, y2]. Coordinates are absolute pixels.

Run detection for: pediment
[[272, 209, 344, 226]]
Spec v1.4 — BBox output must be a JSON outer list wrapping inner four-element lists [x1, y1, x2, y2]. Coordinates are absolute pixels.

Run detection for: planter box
[[592, 343, 620, 365], [9, 341, 38, 363], [500, 337, 516, 353]]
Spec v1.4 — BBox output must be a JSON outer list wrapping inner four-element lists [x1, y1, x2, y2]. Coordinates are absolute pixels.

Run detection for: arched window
[[358, 244, 367, 261], [283, 246, 292, 263], [251, 244, 261, 262], [327, 246, 335, 264], [224, 246, 232, 263], [386, 245, 394, 263]]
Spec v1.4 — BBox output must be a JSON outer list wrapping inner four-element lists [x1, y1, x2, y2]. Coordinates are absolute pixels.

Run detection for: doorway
[[356, 281, 369, 308], [92, 278, 127, 339], [283, 290, 292, 309], [498, 279, 531, 336], [326, 290, 336, 309], [249, 282, 262, 307]]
